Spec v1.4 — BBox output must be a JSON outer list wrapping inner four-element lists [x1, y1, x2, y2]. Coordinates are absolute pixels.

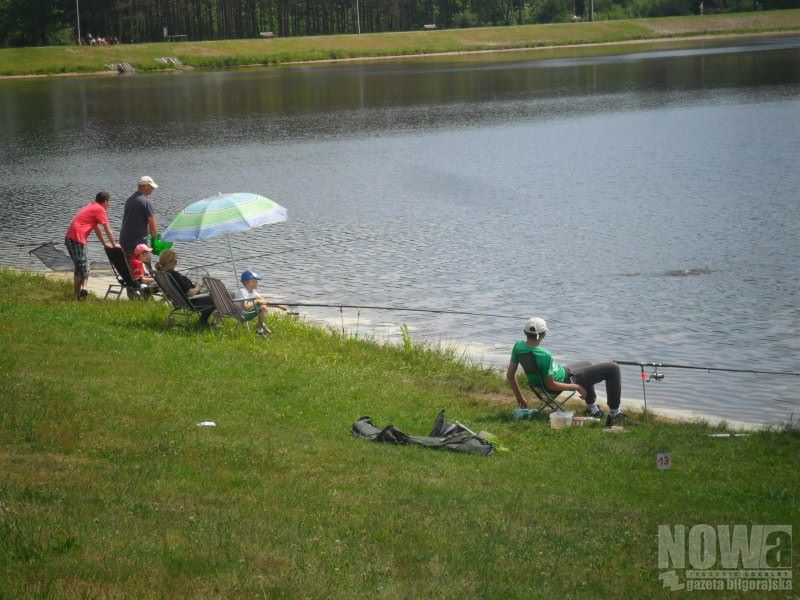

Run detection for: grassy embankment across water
[[1, 10, 799, 77], [1, 269, 798, 598]]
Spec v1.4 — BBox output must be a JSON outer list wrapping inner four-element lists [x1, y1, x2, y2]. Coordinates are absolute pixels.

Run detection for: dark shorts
[[64, 237, 89, 277], [242, 307, 260, 321]]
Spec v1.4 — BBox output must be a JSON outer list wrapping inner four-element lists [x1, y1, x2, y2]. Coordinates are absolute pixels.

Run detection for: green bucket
[[150, 234, 173, 256]]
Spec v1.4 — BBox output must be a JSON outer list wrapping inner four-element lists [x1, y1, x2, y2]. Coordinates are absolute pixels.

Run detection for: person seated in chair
[[506, 317, 627, 427], [236, 270, 278, 337], [155, 249, 215, 324], [130, 243, 155, 286]]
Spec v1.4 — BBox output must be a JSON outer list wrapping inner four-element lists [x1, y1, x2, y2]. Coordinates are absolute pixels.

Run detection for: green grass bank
[[1, 270, 798, 598], [1, 10, 799, 77]]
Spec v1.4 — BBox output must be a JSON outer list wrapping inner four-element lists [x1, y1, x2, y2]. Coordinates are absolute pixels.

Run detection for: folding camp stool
[[516, 352, 576, 413]]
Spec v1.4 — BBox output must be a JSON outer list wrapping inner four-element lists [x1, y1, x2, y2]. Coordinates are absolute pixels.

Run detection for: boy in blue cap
[[236, 270, 271, 337]]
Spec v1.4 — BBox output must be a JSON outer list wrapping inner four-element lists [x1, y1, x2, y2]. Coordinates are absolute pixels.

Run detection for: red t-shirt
[[130, 257, 145, 280], [66, 202, 109, 245]]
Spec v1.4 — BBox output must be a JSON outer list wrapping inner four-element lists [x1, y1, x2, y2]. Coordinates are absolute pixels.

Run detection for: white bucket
[[549, 411, 573, 429]]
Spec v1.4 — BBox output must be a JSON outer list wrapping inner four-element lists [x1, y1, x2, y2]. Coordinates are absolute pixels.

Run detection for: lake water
[[1, 35, 799, 426]]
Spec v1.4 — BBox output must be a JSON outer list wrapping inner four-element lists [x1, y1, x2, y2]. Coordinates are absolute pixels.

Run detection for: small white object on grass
[[196, 421, 216, 427]]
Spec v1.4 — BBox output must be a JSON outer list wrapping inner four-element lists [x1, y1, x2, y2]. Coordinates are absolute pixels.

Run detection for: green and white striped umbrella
[[162, 193, 287, 242], [162, 193, 287, 284]]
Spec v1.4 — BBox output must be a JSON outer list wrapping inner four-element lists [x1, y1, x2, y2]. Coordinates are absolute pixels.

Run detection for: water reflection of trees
[[2, 45, 797, 153]]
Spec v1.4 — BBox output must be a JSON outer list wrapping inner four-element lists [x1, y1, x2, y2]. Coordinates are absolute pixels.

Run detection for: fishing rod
[[280, 301, 529, 321], [274, 303, 800, 372], [614, 360, 800, 377], [272, 302, 800, 420], [613, 360, 800, 421]]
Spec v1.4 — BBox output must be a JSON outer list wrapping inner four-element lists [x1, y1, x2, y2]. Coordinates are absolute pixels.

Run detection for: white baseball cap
[[138, 175, 158, 189], [523, 317, 549, 336]]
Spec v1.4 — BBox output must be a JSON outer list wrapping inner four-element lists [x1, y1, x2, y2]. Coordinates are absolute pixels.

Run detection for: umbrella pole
[[227, 234, 239, 289]]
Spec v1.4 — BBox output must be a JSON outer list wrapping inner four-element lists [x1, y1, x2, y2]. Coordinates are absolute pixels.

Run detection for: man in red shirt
[[65, 192, 119, 300]]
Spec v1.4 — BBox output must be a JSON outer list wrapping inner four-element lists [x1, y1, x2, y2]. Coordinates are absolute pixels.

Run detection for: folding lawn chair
[[153, 269, 209, 325], [202, 277, 252, 330], [516, 352, 576, 413], [103, 246, 160, 300]]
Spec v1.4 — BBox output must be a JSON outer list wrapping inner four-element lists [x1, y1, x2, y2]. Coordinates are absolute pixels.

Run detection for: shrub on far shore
[[453, 10, 481, 27]]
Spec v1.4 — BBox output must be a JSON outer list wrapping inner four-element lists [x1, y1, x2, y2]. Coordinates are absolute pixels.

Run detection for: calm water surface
[[2, 35, 799, 425]]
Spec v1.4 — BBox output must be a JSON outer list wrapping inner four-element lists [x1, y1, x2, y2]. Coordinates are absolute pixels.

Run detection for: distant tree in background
[[452, 9, 480, 27], [0, 0, 798, 46], [627, 0, 692, 17], [0, 0, 71, 46], [525, 0, 574, 22]]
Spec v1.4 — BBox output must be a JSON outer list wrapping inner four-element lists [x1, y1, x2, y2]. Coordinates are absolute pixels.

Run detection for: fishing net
[[28, 242, 77, 272]]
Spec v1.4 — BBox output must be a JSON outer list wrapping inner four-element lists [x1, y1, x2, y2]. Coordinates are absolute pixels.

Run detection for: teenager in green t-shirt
[[506, 317, 627, 427]]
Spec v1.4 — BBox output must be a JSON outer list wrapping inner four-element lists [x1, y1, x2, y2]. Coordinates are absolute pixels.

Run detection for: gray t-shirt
[[119, 192, 154, 252]]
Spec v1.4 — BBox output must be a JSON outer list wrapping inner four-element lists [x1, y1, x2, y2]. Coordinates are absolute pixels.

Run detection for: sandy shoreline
[[23, 268, 766, 431], [41, 268, 763, 431], [40, 268, 119, 298]]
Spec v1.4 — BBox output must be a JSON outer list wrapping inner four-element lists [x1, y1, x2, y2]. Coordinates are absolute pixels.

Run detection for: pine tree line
[[1, 0, 797, 47]]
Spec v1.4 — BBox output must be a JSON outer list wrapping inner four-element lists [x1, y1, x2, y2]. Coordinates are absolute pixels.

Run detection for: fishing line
[[613, 359, 799, 421], [273, 302, 800, 376], [614, 360, 800, 377], [17, 243, 800, 378], [279, 301, 529, 321]]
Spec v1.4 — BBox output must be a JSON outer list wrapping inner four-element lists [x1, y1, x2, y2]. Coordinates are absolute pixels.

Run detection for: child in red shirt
[[130, 243, 155, 285]]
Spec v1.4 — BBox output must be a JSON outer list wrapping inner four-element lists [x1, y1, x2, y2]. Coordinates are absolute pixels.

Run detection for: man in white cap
[[506, 317, 627, 427], [120, 176, 159, 267]]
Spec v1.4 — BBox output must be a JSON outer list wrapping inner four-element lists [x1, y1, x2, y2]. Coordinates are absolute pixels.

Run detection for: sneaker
[[584, 407, 604, 420], [605, 412, 633, 428], [255, 325, 271, 337]]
